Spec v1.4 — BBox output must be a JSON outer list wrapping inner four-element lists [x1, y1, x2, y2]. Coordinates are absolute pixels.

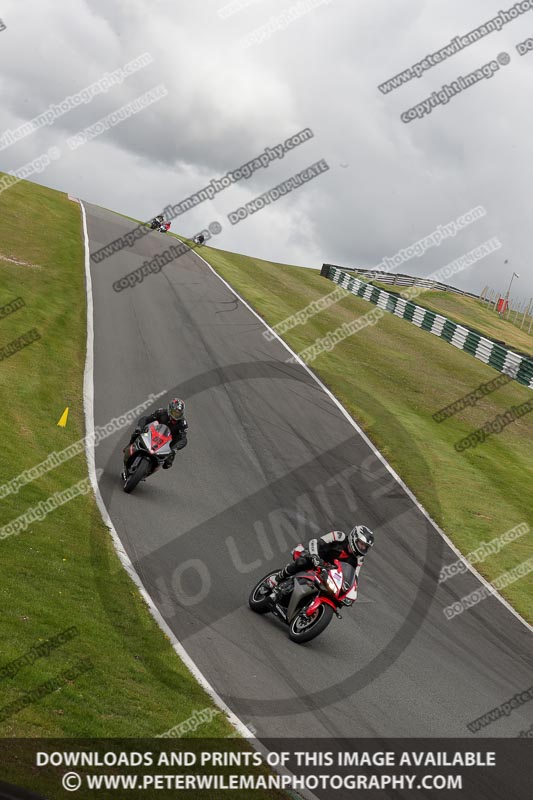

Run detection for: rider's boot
[[265, 567, 291, 597]]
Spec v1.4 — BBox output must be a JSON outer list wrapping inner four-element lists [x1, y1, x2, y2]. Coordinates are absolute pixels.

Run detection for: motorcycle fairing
[[141, 423, 173, 454], [305, 594, 337, 616], [286, 572, 319, 622]]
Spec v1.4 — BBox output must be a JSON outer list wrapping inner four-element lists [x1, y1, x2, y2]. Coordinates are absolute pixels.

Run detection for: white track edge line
[[190, 244, 532, 634]]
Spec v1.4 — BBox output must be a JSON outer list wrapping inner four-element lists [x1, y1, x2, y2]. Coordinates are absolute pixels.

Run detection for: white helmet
[[348, 525, 374, 556]]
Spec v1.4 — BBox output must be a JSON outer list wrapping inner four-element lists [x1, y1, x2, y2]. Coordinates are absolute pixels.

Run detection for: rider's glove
[[311, 553, 323, 568]]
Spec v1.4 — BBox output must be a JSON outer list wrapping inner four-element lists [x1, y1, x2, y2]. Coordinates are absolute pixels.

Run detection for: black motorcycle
[[122, 422, 173, 493]]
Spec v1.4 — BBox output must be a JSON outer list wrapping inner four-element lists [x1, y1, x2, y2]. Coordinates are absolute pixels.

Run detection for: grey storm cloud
[[0, 0, 532, 301]]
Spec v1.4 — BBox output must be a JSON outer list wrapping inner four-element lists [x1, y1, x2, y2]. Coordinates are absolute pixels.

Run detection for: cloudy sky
[[1, 0, 532, 303]]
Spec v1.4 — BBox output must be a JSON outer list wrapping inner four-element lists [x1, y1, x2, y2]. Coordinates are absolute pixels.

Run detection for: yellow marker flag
[[57, 407, 69, 427]]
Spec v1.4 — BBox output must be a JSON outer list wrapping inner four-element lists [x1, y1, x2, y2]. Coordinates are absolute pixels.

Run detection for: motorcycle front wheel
[[288, 602, 334, 643], [123, 457, 151, 494]]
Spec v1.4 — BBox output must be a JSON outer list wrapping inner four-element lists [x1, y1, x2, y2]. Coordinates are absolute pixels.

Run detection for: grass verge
[[0, 177, 237, 738]]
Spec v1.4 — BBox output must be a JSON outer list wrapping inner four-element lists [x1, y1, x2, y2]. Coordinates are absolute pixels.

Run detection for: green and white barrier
[[321, 265, 533, 390]]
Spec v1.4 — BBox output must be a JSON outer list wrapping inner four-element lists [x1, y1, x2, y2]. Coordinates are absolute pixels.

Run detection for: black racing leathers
[[279, 530, 363, 580]]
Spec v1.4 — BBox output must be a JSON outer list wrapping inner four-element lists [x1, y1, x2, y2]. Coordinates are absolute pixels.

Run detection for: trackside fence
[[320, 265, 533, 390], [337, 267, 482, 298]]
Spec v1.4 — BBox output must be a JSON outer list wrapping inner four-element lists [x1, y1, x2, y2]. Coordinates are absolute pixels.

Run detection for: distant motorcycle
[[249, 545, 359, 643], [122, 422, 173, 493], [150, 215, 164, 230]]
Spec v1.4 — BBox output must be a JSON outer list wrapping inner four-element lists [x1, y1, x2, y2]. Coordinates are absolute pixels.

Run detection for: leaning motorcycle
[[248, 545, 358, 643], [122, 422, 173, 494]]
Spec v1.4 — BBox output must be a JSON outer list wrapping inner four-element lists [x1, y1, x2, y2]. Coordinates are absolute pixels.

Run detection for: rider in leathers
[[123, 398, 187, 471], [267, 525, 375, 601]]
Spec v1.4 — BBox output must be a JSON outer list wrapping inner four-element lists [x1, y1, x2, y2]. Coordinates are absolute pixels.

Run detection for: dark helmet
[[347, 525, 374, 556], [168, 398, 184, 421]]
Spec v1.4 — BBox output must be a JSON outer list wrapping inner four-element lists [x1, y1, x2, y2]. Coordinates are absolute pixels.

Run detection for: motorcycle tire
[[248, 570, 280, 614], [123, 457, 151, 494], [288, 602, 334, 643]]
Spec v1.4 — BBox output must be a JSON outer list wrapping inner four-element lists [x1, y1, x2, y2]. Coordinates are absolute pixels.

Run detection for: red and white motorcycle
[[122, 422, 173, 494], [249, 545, 358, 643]]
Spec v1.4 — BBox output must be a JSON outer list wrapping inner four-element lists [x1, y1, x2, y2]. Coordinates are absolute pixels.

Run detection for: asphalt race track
[[85, 203, 533, 741]]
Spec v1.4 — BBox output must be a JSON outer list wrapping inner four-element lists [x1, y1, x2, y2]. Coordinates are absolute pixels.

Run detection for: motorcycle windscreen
[[327, 568, 344, 595], [340, 562, 358, 600]]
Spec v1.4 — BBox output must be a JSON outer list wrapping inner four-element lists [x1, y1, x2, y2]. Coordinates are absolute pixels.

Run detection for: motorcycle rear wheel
[[248, 571, 280, 614], [288, 603, 334, 643]]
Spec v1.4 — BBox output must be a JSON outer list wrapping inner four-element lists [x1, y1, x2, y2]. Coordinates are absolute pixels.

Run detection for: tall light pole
[[500, 269, 519, 316]]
